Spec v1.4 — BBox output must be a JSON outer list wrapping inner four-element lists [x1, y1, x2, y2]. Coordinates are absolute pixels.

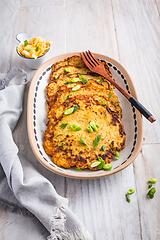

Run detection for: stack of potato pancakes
[[44, 55, 126, 170]]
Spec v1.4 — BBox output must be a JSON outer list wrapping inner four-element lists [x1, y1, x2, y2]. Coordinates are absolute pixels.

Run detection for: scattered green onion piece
[[94, 135, 102, 149], [58, 142, 65, 146], [87, 125, 93, 133], [82, 78, 89, 84], [71, 78, 79, 82], [72, 85, 81, 91], [73, 105, 79, 112], [115, 151, 120, 159], [28, 49, 34, 52], [64, 107, 74, 115], [64, 67, 71, 73], [91, 161, 101, 168], [126, 194, 131, 203], [97, 156, 105, 169], [67, 95, 70, 99], [36, 46, 39, 51], [75, 167, 82, 170], [90, 122, 98, 131], [80, 138, 88, 146], [24, 40, 28, 47], [127, 189, 135, 194], [60, 123, 68, 129], [96, 123, 99, 128], [148, 184, 153, 188], [99, 99, 106, 105], [109, 93, 113, 98], [79, 75, 84, 79], [147, 187, 156, 199], [54, 74, 59, 79], [101, 145, 106, 151], [69, 124, 81, 131], [96, 79, 101, 83], [149, 178, 158, 183], [103, 163, 112, 170], [64, 82, 69, 85]]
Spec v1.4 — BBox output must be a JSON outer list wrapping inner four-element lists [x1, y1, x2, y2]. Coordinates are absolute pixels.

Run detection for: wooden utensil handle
[[129, 97, 156, 123], [102, 72, 156, 123]]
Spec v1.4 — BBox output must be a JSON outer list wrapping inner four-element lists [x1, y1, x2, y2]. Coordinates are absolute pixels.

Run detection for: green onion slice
[[115, 151, 120, 159], [90, 161, 101, 168], [109, 93, 113, 98], [127, 189, 135, 194], [69, 124, 81, 131], [24, 40, 28, 47], [73, 105, 79, 112], [99, 99, 106, 105], [67, 95, 70, 99], [80, 138, 88, 146], [75, 167, 82, 170], [60, 123, 68, 129], [103, 163, 112, 170], [97, 156, 105, 169], [28, 49, 34, 52], [147, 187, 156, 198], [94, 135, 102, 149], [87, 125, 93, 133], [54, 74, 59, 79], [64, 67, 71, 73], [149, 178, 158, 183], [64, 107, 74, 115], [71, 78, 79, 82], [81, 79, 89, 84], [72, 85, 81, 91], [90, 122, 98, 131], [101, 145, 106, 151], [36, 46, 39, 51], [58, 142, 65, 146], [96, 79, 101, 83], [126, 194, 131, 203]]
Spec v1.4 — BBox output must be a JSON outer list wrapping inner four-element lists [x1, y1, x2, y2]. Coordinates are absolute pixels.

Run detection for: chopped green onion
[[60, 123, 68, 129], [90, 122, 98, 131], [64, 67, 71, 73], [75, 167, 82, 170], [81, 78, 89, 84], [24, 40, 28, 47], [101, 145, 106, 151], [36, 46, 39, 51], [149, 178, 158, 183], [87, 125, 93, 133], [69, 124, 81, 131], [147, 187, 156, 199], [64, 107, 74, 115], [70, 78, 79, 82], [115, 151, 120, 159], [90, 161, 101, 168], [72, 85, 81, 91], [103, 163, 112, 170], [96, 123, 99, 128], [148, 184, 153, 188], [58, 142, 65, 146], [109, 93, 113, 98], [67, 95, 70, 99], [28, 49, 34, 52], [127, 189, 135, 194], [99, 99, 106, 105], [64, 82, 69, 85], [96, 79, 101, 83], [80, 138, 88, 146], [73, 105, 79, 112], [54, 74, 59, 79], [126, 194, 131, 203], [79, 75, 85, 79], [94, 135, 102, 149], [97, 156, 105, 169]]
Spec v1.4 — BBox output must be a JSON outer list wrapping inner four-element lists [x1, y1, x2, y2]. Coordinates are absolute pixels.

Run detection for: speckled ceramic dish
[[27, 52, 143, 179]]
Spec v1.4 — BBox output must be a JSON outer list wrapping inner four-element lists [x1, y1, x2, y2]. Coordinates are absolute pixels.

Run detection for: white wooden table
[[0, 0, 160, 239]]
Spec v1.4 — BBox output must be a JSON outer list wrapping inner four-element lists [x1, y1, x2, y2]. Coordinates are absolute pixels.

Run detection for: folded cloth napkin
[[0, 67, 92, 240]]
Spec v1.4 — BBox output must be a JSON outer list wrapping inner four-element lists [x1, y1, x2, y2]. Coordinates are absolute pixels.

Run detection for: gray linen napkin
[[0, 67, 92, 240]]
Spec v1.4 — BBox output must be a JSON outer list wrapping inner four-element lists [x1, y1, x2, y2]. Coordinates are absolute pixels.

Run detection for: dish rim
[[27, 52, 143, 179]]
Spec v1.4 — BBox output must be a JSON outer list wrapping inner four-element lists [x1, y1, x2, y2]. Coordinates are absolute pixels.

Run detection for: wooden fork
[[80, 50, 156, 123]]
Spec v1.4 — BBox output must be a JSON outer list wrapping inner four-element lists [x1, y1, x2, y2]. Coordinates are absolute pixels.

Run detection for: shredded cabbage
[[17, 37, 52, 59]]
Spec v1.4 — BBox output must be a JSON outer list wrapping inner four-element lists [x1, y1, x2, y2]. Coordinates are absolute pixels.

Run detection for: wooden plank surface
[[0, 0, 160, 239]]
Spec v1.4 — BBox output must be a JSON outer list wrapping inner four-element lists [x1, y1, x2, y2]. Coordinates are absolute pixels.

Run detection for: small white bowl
[[16, 33, 50, 70]]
